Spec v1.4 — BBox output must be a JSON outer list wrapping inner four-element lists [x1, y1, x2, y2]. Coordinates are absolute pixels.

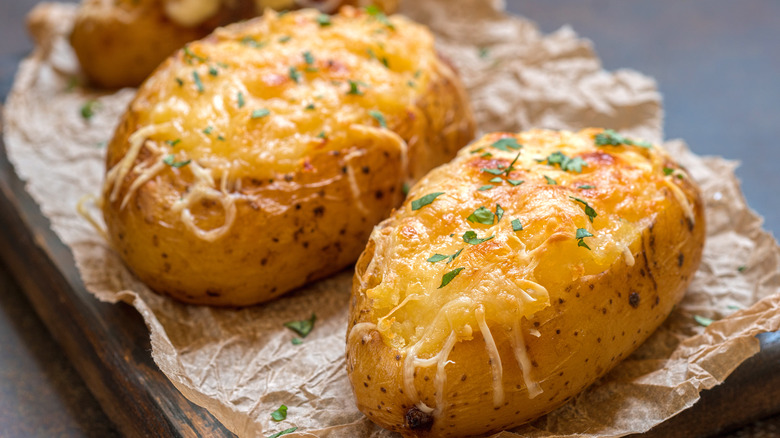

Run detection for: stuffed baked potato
[[346, 128, 705, 437], [101, 7, 475, 306], [70, 0, 399, 88]]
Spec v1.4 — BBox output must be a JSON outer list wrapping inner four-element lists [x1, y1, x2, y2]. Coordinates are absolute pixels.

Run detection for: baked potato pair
[[101, 7, 475, 306], [70, 0, 399, 88], [346, 128, 705, 437]]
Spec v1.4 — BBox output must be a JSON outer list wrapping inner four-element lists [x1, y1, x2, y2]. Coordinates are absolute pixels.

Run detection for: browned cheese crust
[[101, 7, 474, 306], [347, 128, 705, 437], [69, 0, 400, 88]]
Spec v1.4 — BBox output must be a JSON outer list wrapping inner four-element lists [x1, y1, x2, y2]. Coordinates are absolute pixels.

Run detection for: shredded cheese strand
[[475, 305, 504, 407]]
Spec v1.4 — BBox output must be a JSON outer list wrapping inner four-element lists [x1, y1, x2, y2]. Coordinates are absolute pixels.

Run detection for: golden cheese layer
[[117, 7, 432, 180], [355, 128, 694, 412]]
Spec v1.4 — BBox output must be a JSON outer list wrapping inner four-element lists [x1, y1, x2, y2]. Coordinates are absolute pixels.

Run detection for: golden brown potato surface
[[101, 7, 474, 306], [69, 0, 399, 88], [346, 128, 705, 437]]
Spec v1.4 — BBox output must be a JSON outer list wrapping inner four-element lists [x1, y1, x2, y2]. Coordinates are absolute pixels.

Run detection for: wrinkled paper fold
[[3, 1, 779, 437]]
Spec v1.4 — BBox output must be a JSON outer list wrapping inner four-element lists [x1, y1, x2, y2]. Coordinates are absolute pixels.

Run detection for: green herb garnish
[[183, 45, 207, 63], [544, 175, 557, 185], [663, 167, 675, 176], [369, 110, 387, 128], [165, 139, 181, 147], [203, 126, 213, 135], [411, 192, 444, 210], [271, 405, 288, 421], [80, 100, 99, 120], [578, 184, 595, 189], [241, 36, 265, 48], [278, 35, 292, 43], [163, 154, 191, 168], [192, 71, 204, 92], [508, 179, 524, 186], [737, 265, 747, 272], [284, 313, 316, 337], [489, 177, 503, 183], [595, 129, 652, 148], [303, 51, 315, 65], [693, 315, 713, 327], [467, 206, 495, 225], [481, 168, 504, 176], [477, 185, 494, 191], [462, 231, 493, 245], [268, 427, 298, 438], [316, 14, 332, 26], [289, 66, 301, 83], [439, 267, 465, 288], [569, 196, 598, 223], [237, 92, 245, 108], [252, 108, 270, 119], [495, 204, 504, 222], [365, 5, 395, 29], [291, 338, 303, 345], [305, 103, 315, 111], [427, 248, 463, 264], [575, 228, 593, 250], [511, 219, 523, 231], [491, 138, 522, 152], [347, 80, 365, 95], [208, 66, 218, 76], [541, 151, 587, 173]]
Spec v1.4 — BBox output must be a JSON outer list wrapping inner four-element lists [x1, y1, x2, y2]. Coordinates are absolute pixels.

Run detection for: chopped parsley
[[316, 13, 332, 27], [595, 129, 652, 148], [738, 265, 747, 272], [317, 130, 327, 139], [511, 219, 523, 231], [578, 184, 595, 189], [80, 100, 99, 120], [278, 35, 292, 43], [183, 45, 207, 63], [411, 192, 444, 210], [271, 405, 288, 421], [544, 175, 557, 185], [569, 196, 598, 223], [268, 427, 298, 438], [491, 138, 522, 152], [478, 47, 490, 59], [467, 206, 495, 225], [508, 179, 524, 186], [208, 66, 218, 77], [192, 71, 204, 93], [489, 177, 503, 183], [163, 154, 191, 168], [663, 167, 675, 176], [541, 151, 587, 173], [284, 313, 316, 337], [504, 152, 522, 176], [462, 231, 493, 245], [439, 267, 465, 288], [495, 204, 504, 222], [237, 92, 245, 108], [401, 182, 410, 196], [165, 139, 181, 147], [575, 228, 593, 250], [289, 66, 301, 83], [347, 80, 365, 95], [477, 185, 494, 191], [366, 5, 395, 29], [175, 77, 184, 87], [481, 168, 504, 176], [217, 135, 226, 141], [203, 126, 214, 135], [241, 36, 265, 48], [291, 337, 303, 345], [303, 51, 315, 65], [427, 248, 463, 264], [369, 110, 387, 128], [693, 315, 713, 327], [251, 108, 270, 119], [305, 103, 315, 111]]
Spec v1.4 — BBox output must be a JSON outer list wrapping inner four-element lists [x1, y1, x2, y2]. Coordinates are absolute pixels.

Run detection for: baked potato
[[101, 7, 475, 306], [69, 0, 399, 88], [346, 128, 705, 437]]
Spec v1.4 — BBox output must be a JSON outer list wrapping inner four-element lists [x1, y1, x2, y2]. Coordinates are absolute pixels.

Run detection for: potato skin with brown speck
[[346, 129, 705, 437]]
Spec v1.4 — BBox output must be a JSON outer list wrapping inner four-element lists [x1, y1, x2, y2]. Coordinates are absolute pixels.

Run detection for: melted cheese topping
[[104, 8, 433, 239], [359, 128, 697, 413]]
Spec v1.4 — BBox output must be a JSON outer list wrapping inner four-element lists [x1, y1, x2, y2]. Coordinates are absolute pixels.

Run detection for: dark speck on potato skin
[[629, 292, 640, 308]]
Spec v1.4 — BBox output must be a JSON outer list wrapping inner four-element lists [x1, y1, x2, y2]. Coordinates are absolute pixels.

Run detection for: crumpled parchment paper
[[3, 1, 779, 437]]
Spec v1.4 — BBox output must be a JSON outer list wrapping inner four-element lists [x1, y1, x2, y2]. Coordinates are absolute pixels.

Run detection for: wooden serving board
[[1, 66, 779, 438]]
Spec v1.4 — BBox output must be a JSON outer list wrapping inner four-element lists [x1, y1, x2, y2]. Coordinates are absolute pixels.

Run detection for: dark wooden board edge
[[0, 134, 234, 437]]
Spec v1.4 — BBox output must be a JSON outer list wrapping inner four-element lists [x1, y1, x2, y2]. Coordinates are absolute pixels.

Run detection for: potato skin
[[346, 129, 705, 437], [101, 8, 474, 306], [70, 0, 399, 88]]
